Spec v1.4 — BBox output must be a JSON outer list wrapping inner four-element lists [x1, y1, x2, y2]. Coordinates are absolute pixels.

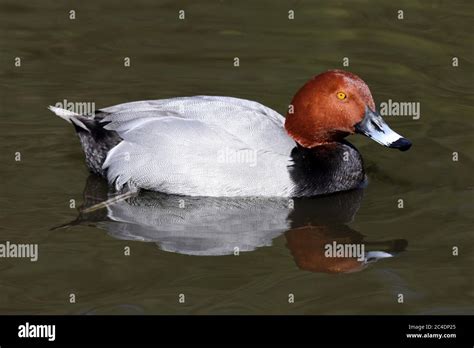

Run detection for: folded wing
[[101, 96, 296, 196]]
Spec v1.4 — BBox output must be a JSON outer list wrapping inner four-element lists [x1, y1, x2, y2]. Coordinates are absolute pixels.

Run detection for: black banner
[[0, 315, 472, 346]]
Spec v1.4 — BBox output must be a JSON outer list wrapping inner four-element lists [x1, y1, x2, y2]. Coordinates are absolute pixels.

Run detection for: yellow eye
[[336, 92, 347, 100]]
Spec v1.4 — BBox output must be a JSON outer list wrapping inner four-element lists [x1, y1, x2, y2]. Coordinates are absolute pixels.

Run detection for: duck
[[49, 69, 411, 197]]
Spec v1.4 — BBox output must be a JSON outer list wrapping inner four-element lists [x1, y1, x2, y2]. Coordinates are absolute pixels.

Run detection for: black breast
[[288, 141, 365, 197]]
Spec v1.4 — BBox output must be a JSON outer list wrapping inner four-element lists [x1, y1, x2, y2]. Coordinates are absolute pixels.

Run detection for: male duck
[[50, 70, 411, 197]]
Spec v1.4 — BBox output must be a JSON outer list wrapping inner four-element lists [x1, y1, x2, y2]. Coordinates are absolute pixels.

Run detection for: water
[[0, 0, 472, 314]]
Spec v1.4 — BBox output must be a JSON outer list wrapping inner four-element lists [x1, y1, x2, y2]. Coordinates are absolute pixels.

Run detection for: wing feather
[[101, 97, 296, 196]]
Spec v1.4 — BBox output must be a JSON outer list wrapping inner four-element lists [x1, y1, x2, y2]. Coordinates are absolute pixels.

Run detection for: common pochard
[[49, 70, 411, 197]]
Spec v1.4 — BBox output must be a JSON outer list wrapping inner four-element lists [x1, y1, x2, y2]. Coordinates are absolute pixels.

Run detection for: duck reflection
[[286, 226, 407, 273], [65, 175, 407, 274]]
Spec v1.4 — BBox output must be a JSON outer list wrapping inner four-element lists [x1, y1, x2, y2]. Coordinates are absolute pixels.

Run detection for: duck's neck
[[288, 141, 365, 197]]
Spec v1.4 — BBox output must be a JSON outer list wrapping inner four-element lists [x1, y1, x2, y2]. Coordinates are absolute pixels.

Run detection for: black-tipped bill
[[355, 107, 412, 151]]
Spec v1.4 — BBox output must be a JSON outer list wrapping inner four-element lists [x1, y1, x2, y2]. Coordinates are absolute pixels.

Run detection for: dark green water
[[0, 0, 472, 314]]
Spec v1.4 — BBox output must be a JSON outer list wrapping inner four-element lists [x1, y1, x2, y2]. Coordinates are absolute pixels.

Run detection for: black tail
[[49, 106, 121, 176]]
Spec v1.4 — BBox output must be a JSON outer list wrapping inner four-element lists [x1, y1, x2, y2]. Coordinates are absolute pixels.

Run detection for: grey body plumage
[[49, 96, 365, 197]]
